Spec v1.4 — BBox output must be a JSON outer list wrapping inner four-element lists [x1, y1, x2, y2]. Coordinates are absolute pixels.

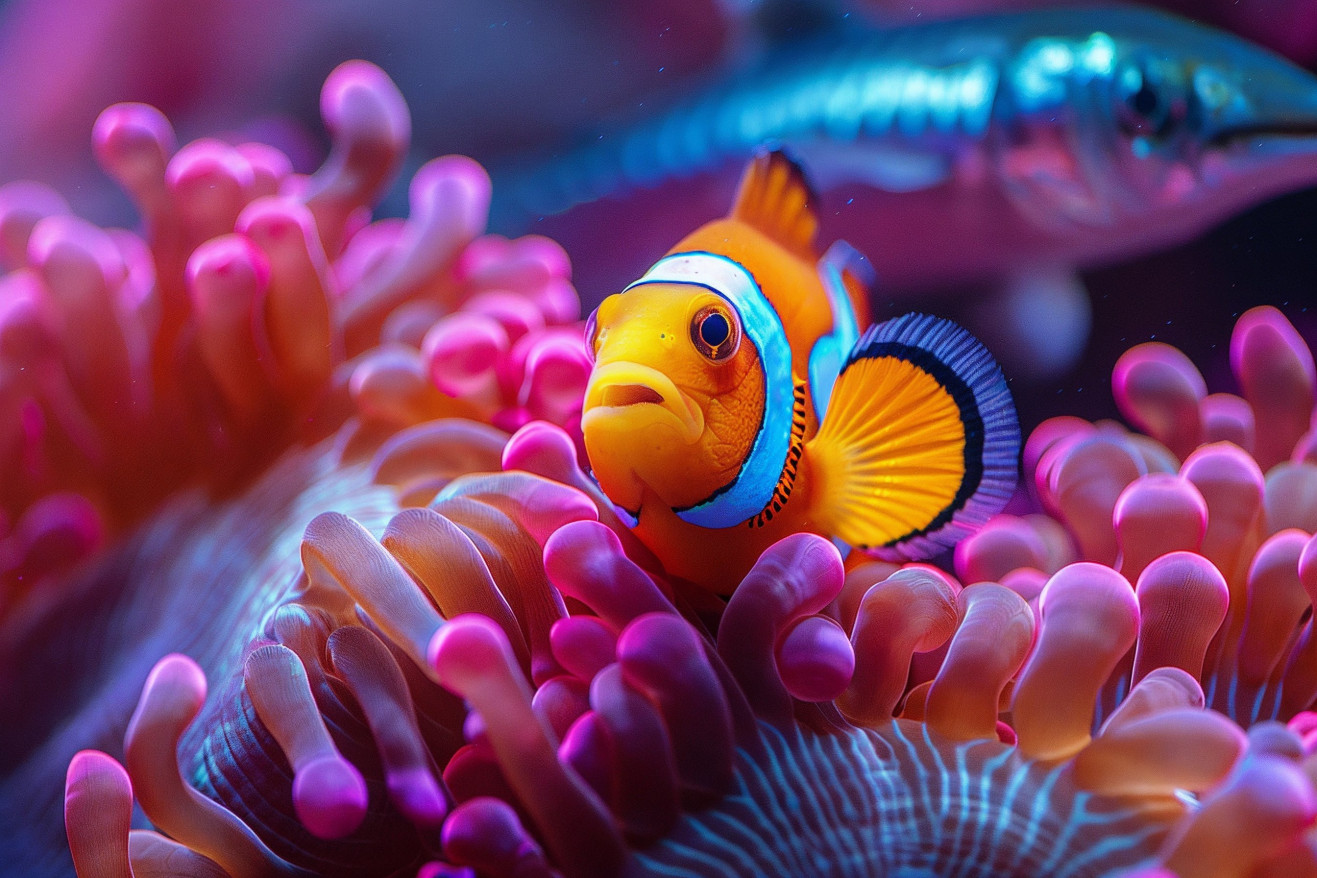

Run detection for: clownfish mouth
[[583, 361, 704, 443], [600, 384, 665, 407]]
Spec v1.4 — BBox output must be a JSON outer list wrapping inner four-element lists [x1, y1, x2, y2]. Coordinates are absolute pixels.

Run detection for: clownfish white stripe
[[623, 251, 795, 528], [807, 241, 863, 421]]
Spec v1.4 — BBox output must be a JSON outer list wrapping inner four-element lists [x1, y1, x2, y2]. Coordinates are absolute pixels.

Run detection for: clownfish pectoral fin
[[731, 148, 818, 257], [805, 312, 1019, 559]]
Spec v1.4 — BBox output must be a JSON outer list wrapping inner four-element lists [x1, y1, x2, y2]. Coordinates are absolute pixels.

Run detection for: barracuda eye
[[1115, 61, 1182, 139], [691, 303, 740, 362]]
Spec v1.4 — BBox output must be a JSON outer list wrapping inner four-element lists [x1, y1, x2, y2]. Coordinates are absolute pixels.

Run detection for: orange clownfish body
[[582, 150, 1020, 594]]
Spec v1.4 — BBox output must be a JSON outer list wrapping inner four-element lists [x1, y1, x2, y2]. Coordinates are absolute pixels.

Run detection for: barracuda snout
[[1198, 52, 1317, 166], [993, 8, 1317, 230]]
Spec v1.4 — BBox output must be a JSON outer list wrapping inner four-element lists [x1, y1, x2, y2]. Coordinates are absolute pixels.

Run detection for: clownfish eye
[[583, 308, 600, 363], [690, 303, 740, 361]]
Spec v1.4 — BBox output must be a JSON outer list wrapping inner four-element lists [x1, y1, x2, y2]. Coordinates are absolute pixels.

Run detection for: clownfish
[[581, 150, 1019, 593]]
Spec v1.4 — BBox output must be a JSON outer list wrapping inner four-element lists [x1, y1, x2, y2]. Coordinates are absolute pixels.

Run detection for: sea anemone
[[0, 60, 585, 874], [60, 439, 1317, 876], [3, 58, 1316, 878], [956, 305, 1317, 731]]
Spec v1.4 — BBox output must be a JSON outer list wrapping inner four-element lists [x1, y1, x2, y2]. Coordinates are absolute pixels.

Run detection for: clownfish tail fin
[[731, 148, 818, 257], [805, 312, 1019, 559]]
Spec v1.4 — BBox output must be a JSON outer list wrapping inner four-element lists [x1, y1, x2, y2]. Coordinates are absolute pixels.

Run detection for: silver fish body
[[490, 6, 1317, 296]]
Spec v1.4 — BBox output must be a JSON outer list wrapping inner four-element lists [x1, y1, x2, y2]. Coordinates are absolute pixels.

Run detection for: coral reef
[[1, 55, 1316, 878]]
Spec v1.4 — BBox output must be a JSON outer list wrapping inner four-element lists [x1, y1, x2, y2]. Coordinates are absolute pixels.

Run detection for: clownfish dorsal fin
[[804, 313, 1020, 559], [730, 149, 818, 258]]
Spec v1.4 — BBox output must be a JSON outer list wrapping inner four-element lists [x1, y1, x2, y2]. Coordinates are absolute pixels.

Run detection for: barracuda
[[491, 6, 1317, 294]]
